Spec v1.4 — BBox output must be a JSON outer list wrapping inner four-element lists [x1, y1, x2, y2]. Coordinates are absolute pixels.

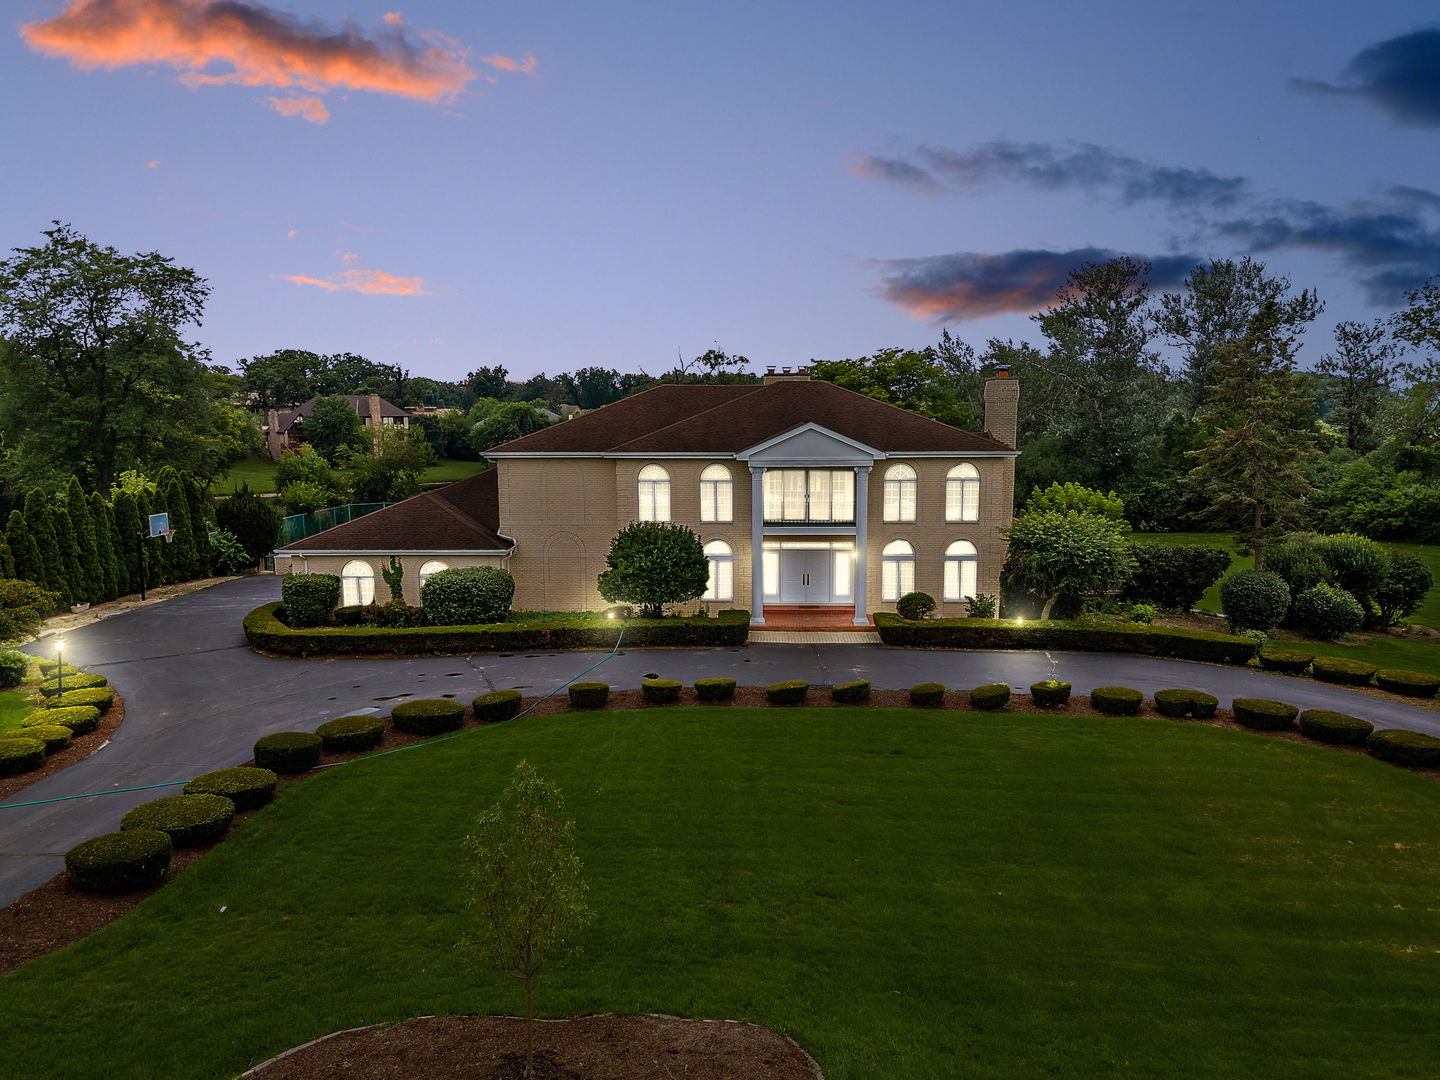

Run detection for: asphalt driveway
[[2, 575, 1437, 909]]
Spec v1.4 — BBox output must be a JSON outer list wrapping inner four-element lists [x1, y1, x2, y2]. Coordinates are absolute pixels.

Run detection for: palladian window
[[881, 539, 915, 602], [943, 540, 979, 602], [700, 464, 733, 522], [341, 559, 375, 606], [703, 539, 734, 601], [637, 464, 671, 522], [945, 463, 980, 523], [418, 560, 449, 588], [883, 463, 917, 522]]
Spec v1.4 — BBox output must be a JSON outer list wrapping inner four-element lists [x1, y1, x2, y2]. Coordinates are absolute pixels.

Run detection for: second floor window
[[883, 463, 917, 522], [946, 463, 980, 522], [700, 464, 733, 522], [638, 464, 671, 521], [762, 469, 854, 522]]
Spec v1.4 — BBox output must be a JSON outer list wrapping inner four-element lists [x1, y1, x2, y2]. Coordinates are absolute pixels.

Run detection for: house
[[264, 394, 412, 461], [273, 368, 1020, 625]]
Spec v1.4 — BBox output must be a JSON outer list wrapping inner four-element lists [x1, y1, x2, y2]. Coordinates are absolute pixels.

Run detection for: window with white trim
[[943, 540, 979, 602], [418, 560, 449, 589], [945, 463, 980, 522], [637, 464, 671, 522], [703, 539, 734, 601], [883, 463, 917, 522], [341, 559, 375, 606], [699, 464, 733, 522], [881, 539, 915, 601]]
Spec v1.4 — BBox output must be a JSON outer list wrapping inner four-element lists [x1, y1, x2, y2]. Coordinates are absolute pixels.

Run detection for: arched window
[[637, 464, 671, 522], [341, 559, 375, 606], [883, 463, 917, 522], [946, 463, 980, 522], [943, 540, 979, 602], [881, 539, 915, 602], [703, 539, 734, 601], [699, 464, 733, 522], [418, 560, 449, 589]]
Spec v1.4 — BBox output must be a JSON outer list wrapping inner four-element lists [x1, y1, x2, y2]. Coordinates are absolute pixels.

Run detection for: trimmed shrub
[[1293, 584, 1364, 641], [1313, 534, 1391, 626], [1374, 669, 1440, 699], [568, 682, 610, 709], [391, 698, 466, 735], [420, 566, 516, 626], [0, 737, 45, 775], [65, 829, 171, 893], [642, 678, 683, 704], [1257, 648, 1314, 674], [1232, 698, 1299, 730], [1366, 728, 1440, 768], [1375, 553, 1434, 627], [1188, 692, 1219, 719], [253, 731, 323, 773], [831, 680, 870, 704], [280, 573, 341, 627], [969, 683, 1011, 711], [766, 680, 809, 706], [184, 766, 277, 811], [45, 686, 113, 712], [1090, 686, 1143, 715], [1298, 710, 1373, 745], [1154, 689, 1200, 718], [315, 715, 385, 752], [0, 724, 70, 753], [37, 660, 82, 677], [1220, 570, 1291, 632], [1311, 656, 1377, 687], [1265, 533, 1328, 601], [1029, 680, 1071, 707], [37, 672, 107, 697], [473, 690, 524, 722], [29, 705, 101, 736], [1123, 543, 1232, 612], [909, 682, 946, 707], [966, 594, 998, 618], [0, 650, 27, 689], [694, 678, 737, 702], [1127, 603, 1159, 625], [120, 794, 235, 847], [896, 591, 937, 620]]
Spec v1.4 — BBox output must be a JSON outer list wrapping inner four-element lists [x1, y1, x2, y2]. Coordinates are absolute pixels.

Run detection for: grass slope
[[0, 689, 31, 733], [213, 455, 491, 495], [5, 708, 1439, 1080]]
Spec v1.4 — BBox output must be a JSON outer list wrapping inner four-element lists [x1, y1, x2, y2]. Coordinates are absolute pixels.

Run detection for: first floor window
[[943, 540, 979, 601], [881, 539, 915, 601], [341, 559, 375, 606], [703, 539, 734, 601], [418, 560, 449, 589], [638, 464, 671, 521]]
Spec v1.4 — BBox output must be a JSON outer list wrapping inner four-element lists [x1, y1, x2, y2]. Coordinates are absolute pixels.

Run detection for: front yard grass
[[212, 455, 491, 495], [0, 689, 32, 733], [4, 707, 1439, 1079]]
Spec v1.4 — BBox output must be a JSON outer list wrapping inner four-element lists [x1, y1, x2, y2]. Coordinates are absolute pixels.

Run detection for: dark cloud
[[876, 248, 1200, 323], [847, 155, 941, 194], [1291, 28, 1440, 127]]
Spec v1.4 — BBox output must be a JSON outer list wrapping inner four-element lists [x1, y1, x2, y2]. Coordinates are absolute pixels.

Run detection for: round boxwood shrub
[[1187, 691, 1219, 719], [909, 682, 946, 707], [568, 682, 610, 709], [1311, 656, 1377, 687], [765, 680, 809, 706], [37, 672, 108, 697], [420, 566, 516, 626], [0, 724, 70, 753], [1232, 697, 1299, 730], [1366, 728, 1440, 768], [253, 731, 323, 773], [695, 678, 737, 702], [1220, 569, 1291, 632], [1298, 709, 1373, 745], [46, 686, 113, 713], [0, 736, 46, 775], [1257, 648, 1314, 674], [473, 690, 524, 722], [1030, 681, 1071, 708], [895, 591, 937, 620], [642, 679, 683, 704], [65, 829, 172, 893], [0, 650, 28, 689], [315, 715, 385, 752], [1090, 686, 1143, 715], [1293, 584, 1365, 641], [184, 766, 277, 811], [29, 705, 102, 736], [121, 793, 235, 847], [280, 573, 341, 628], [969, 683, 1011, 711], [831, 680, 870, 704], [1154, 689, 1199, 718], [391, 698, 466, 735], [1374, 669, 1440, 699]]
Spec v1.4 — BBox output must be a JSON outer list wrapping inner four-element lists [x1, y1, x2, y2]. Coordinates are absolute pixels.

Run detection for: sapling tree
[[1002, 510, 1136, 619], [597, 522, 708, 617]]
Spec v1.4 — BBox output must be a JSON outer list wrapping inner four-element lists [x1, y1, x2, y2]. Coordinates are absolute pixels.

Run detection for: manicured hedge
[[909, 682, 945, 707], [279, 573, 340, 627], [1232, 698, 1299, 730], [568, 682, 610, 709], [45, 687, 113, 713], [1366, 729, 1440, 768], [420, 566, 515, 626], [184, 767, 277, 811], [28, 705, 101, 736], [642, 679, 683, 704], [1030, 681, 1071, 707], [253, 732, 323, 773], [1312, 657, 1377, 687], [0, 737, 45, 775], [245, 602, 750, 656], [37, 672, 107, 697], [766, 680, 809, 706], [873, 614, 1257, 665], [1257, 649, 1314, 674], [36, 660, 81, 678], [0, 724, 70, 753], [695, 678, 737, 702], [391, 699, 465, 735], [1374, 669, 1440, 699], [831, 680, 870, 704], [473, 690, 524, 722], [0, 650, 27, 689], [315, 715, 385, 752], [969, 683, 1010, 711], [65, 829, 172, 893], [1298, 710, 1374, 745], [1090, 687, 1143, 716], [1154, 689, 1218, 718], [120, 794, 235, 847]]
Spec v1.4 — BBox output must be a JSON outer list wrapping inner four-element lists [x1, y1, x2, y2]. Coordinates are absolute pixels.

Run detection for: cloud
[[876, 248, 1200, 322], [481, 52, 537, 74], [847, 154, 941, 194], [145, 159, 160, 168], [20, 0, 485, 118], [277, 252, 429, 295], [262, 94, 328, 123], [1291, 28, 1440, 127]]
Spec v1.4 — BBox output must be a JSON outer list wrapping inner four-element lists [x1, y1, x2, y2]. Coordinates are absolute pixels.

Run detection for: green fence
[[277, 503, 395, 547]]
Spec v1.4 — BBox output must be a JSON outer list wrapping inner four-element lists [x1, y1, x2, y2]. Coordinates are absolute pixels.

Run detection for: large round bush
[[280, 573, 341, 627], [316, 714, 386, 752], [120, 794, 235, 847], [896, 592, 937, 620], [0, 650, 28, 689], [420, 566, 515, 626], [253, 732, 323, 773], [65, 829, 172, 893], [1292, 585, 1364, 641], [1219, 570, 1291, 632], [184, 767, 277, 811], [31, 705, 102, 736], [391, 698, 466, 735], [0, 736, 45, 775]]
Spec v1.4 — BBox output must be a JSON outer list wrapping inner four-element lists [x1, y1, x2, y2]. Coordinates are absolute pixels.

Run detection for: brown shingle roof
[[486, 380, 1013, 454], [276, 395, 410, 432], [277, 467, 511, 553]]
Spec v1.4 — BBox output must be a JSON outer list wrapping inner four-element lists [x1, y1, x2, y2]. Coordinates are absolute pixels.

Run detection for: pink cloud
[[276, 253, 430, 295], [262, 94, 329, 123], [145, 159, 160, 168], [481, 52, 537, 75]]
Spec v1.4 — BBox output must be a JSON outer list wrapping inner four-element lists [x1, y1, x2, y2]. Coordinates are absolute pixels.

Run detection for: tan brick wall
[[273, 553, 505, 606]]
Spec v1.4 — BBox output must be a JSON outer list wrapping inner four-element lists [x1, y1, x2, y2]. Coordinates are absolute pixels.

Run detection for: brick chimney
[[367, 394, 383, 426], [982, 366, 1019, 448], [762, 365, 811, 385]]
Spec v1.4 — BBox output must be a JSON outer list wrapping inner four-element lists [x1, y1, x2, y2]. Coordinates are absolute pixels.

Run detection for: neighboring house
[[264, 394, 412, 461], [273, 368, 1020, 624]]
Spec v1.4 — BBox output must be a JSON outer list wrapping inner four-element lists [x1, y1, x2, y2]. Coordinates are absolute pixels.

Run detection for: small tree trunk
[[1040, 594, 1057, 620], [525, 973, 535, 1079]]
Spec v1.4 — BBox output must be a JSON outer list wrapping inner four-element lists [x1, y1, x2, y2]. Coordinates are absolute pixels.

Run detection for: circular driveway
[[2, 575, 1436, 909]]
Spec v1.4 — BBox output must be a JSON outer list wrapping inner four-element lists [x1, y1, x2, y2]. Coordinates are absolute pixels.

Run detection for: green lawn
[[5, 708, 1439, 1079], [213, 455, 491, 496], [0, 689, 31, 733]]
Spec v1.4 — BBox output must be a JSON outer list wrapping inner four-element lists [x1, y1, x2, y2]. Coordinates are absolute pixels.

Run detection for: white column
[[852, 465, 871, 625], [750, 466, 766, 626]]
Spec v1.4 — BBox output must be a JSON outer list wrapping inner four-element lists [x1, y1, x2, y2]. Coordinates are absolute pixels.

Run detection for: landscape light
[[606, 611, 616, 620], [55, 637, 66, 696]]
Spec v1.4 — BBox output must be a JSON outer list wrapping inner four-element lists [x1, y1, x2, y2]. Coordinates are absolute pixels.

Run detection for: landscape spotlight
[[606, 611, 616, 620], [55, 637, 66, 696]]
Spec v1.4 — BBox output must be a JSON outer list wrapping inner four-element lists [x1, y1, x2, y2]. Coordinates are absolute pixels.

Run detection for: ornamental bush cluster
[[1122, 544, 1232, 612], [420, 566, 516, 626], [1219, 570, 1291, 632]]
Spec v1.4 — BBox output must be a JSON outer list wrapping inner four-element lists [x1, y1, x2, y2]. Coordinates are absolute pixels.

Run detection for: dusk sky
[[5, 0, 1440, 380]]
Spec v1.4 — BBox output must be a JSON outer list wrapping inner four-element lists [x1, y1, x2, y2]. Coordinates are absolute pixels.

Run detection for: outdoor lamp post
[[54, 637, 66, 697]]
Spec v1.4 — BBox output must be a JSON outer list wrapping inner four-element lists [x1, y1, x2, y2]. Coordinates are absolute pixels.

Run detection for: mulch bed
[[0, 692, 126, 802], [242, 1014, 823, 1080]]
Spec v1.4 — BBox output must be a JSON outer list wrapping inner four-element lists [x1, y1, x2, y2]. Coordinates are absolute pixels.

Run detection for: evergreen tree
[[22, 489, 68, 601], [64, 476, 102, 601], [156, 467, 195, 583], [51, 504, 87, 603], [111, 490, 142, 596], [0, 533, 11, 579], [89, 491, 120, 600], [215, 484, 281, 567], [6, 509, 43, 586], [1314, 319, 1402, 453], [183, 474, 213, 579]]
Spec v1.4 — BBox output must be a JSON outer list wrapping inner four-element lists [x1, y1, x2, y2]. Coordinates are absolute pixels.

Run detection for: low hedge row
[[1, 724, 71, 753], [1232, 698, 1300, 731], [1298, 710, 1373, 745], [45, 687, 113, 713], [120, 794, 235, 847], [253, 732, 323, 773], [37, 672, 108, 697], [0, 737, 45, 776], [392, 699, 466, 735], [245, 602, 750, 657], [1153, 689, 1219, 718], [696, 678, 737, 702], [1030, 681, 1071, 707], [65, 830, 172, 893], [832, 680, 870, 703], [27, 705, 102, 736], [642, 679, 683, 704], [315, 715, 385, 752], [184, 767, 277, 811], [473, 690, 524, 722], [1367, 729, 1440, 768]]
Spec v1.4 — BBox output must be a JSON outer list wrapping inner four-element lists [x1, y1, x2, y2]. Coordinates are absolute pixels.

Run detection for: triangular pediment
[[736, 423, 883, 465]]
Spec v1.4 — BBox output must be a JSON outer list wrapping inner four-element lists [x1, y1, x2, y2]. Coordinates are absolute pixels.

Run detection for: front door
[[778, 548, 834, 603]]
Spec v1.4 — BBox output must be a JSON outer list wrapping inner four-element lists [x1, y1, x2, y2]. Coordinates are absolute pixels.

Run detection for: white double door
[[779, 547, 839, 603]]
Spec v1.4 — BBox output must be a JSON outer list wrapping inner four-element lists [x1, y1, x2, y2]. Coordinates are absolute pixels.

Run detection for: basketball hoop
[[160, 529, 176, 544]]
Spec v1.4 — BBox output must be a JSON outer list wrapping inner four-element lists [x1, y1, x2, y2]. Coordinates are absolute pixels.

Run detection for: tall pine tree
[[23, 489, 68, 601], [111, 489, 141, 596], [52, 504, 87, 603], [5, 510, 43, 586], [89, 492, 120, 600], [63, 476, 102, 601]]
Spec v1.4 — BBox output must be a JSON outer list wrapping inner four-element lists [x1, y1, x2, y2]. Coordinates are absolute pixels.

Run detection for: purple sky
[[5, 1, 1440, 380]]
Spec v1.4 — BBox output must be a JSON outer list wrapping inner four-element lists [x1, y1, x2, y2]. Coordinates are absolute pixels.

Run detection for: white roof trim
[[278, 548, 510, 557], [735, 423, 883, 460]]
